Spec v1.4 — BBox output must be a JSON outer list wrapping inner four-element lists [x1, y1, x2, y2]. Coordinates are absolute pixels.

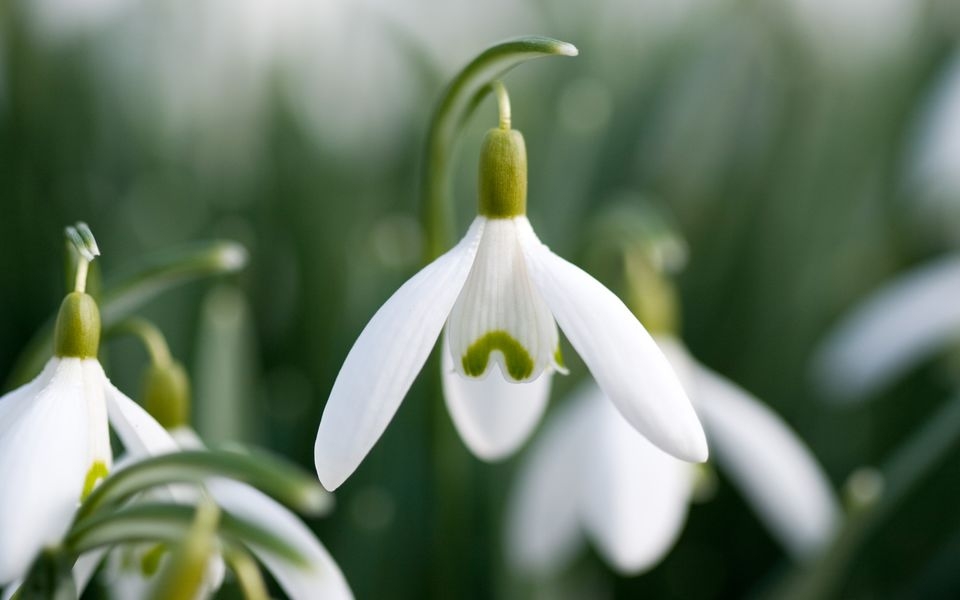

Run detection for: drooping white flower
[[811, 254, 960, 402], [0, 287, 142, 584], [314, 123, 707, 491], [91, 394, 354, 600], [506, 337, 840, 576]]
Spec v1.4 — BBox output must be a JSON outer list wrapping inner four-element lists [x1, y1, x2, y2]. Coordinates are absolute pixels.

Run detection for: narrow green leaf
[[77, 450, 330, 522], [66, 503, 307, 568]]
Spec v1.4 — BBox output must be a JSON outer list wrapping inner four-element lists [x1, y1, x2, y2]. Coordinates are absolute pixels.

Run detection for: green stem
[[109, 317, 173, 367], [419, 36, 578, 261], [770, 393, 960, 599]]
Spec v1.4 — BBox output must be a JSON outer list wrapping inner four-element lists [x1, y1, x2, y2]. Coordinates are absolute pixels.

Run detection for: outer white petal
[[81, 361, 113, 476], [694, 365, 840, 559], [207, 479, 353, 600], [315, 218, 485, 491], [516, 218, 708, 462], [104, 383, 179, 457], [811, 254, 960, 401], [579, 384, 693, 574], [504, 389, 588, 576], [441, 337, 550, 461], [0, 358, 91, 584]]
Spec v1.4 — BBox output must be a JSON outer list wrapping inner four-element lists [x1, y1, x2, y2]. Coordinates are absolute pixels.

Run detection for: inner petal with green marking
[[446, 217, 564, 382], [462, 330, 535, 380]]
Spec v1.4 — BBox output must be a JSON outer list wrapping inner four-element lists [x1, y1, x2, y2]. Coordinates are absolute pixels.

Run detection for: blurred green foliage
[[2, 0, 960, 598]]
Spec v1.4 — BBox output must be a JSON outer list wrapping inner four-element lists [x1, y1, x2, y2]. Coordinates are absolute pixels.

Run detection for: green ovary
[[462, 330, 535, 380], [81, 460, 109, 501], [141, 543, 168, 576]]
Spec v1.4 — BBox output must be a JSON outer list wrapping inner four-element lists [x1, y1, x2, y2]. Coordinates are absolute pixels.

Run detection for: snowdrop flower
[[82, 354, 354, 600], [314, 88, 707, 491], [0, 224, 167, 584], [507, 337, 840, 576], [812, 254, 960, 402]]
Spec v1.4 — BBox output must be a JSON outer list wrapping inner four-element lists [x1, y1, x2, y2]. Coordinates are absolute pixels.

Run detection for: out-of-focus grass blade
[[194, 285, 260, 446], [5, 240, 248, 390]]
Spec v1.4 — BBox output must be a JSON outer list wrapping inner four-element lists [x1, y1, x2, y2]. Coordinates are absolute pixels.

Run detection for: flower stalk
[[420, 36, 578, 261]]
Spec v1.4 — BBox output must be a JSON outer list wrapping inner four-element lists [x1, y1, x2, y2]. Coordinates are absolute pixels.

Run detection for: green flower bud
[[53, 292, 101, 359], [143, 361, 191, 430], [478, 127, 527, 219]]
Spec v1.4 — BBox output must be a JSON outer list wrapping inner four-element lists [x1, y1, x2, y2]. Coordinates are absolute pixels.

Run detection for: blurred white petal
[[517, 219, 707, 463], [0, 359, 92, 584], [441, 338, 551, 461], [695, 366, 840, 559], [811, 254, 960, 401], [909, 51, 960, 238], [105, 383, 179, 457], [505, 390, 588, 576], [208, 479, 353, 600], [74, 548, 107, 595], [315, 218, 484, 490], [580, 386, 693, 574]]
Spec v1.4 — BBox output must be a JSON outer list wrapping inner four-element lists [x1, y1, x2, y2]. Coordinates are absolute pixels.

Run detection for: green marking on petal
[[141, 543, 168, 577], [554, 346, 565, 370], [81, 460, 109, 501], [462, 330, 534, 380]]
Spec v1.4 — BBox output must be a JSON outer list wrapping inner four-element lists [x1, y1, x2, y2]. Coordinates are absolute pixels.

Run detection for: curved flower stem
[[5, 240, 247, 389], [419, 36, 578, 261], [770, 393, 960, 599], [108, 317, 173, 367]]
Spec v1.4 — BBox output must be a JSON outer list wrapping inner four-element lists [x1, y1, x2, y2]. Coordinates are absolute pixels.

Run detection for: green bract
[[53, 292, 101, 359], [478, 128, 527, 218]]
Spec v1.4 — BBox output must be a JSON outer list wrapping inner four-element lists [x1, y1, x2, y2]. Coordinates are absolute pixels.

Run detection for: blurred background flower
[[3, 0, 960, 597]]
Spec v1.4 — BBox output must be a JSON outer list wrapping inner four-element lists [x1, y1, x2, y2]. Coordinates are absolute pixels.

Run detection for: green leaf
[[420, 36, 578, 261], [66, 503, 307, 568], [4, 240, 248, 390], [77, 450, 330, 522]]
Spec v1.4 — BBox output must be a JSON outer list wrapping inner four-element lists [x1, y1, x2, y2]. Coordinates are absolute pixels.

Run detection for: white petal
[[105, 383, 179, 457], [694, 365, 840, 559], [207, 479, 353, 600], [74, 548, 108, 595], [504, 389, 588, 576], [441, 337, 550, 461], [0, 358, 92, 584], [315, 218, 485, 491], [446, 218, 561, 382], [811, 254, 960, 401], [578, 385, 693, 574], [517, 218, 708, 462], [81, 361, 113, 476]]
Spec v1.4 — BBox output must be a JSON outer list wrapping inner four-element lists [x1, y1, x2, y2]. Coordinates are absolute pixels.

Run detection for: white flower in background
[[315, 123, 707, 491], [77, 401, 354, 600], [907, 51, 960, 242], [811, 254, 960, 402], [507, 337, 840, 576]]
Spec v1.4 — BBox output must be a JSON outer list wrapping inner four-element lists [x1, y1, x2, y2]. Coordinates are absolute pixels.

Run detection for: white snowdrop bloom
[[907, 52, 960, 241], [85, 402, 354, 600], [0, 290, 125, 585], [507, 337, 840, 576], [812, 254, 960, 402], [315, 124, 707, 491]]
